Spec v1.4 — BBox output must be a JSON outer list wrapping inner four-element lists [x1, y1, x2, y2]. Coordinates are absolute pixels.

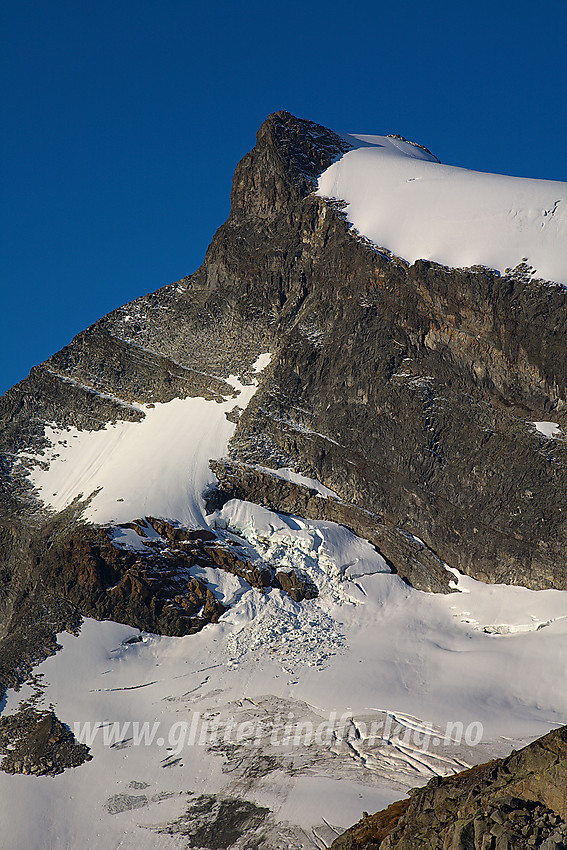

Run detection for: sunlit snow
[[533, 420, 562, 438], [23, 354, 272, 527], [0, 500, 566, 848], [317, 134, 567, 286]]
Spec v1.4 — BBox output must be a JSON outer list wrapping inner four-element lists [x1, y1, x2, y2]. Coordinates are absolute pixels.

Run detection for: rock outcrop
[[331, 724, 567, 849], [0, 675, 91, 776]]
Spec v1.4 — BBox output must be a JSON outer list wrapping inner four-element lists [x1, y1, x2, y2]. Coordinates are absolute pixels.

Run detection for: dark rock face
[[0, 675, 91, 776], [331, 724, 567, 849], [0, 708, 92, 776], [210, 459, 456, 593], [155, 793, 270, 848], [1, 110, 567, 690], [272, 568, 318, 602]]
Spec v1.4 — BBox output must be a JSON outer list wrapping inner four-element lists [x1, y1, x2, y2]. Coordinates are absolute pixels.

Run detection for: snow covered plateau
[[317, 133, 567, 287]]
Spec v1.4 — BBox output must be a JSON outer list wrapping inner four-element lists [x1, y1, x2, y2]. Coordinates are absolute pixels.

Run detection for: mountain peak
[[229, 110, 349, 220], [1, 111, 567, 849]]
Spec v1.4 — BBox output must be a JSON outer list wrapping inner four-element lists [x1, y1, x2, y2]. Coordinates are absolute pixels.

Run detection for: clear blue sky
[[2, 0, 566, 395]]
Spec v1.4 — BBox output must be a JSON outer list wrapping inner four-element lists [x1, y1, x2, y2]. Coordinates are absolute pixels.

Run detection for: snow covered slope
[[18, 354, 271, 527], [317, 134, 567, 286], [0, 501, 566, 849]]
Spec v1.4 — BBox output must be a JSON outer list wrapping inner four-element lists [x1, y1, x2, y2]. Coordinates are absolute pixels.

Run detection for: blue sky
[[2, 0, 566, 395]]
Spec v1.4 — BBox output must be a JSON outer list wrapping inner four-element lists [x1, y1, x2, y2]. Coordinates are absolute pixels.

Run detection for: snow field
[[317, 133, 567, 286], [1, 500, 566, 848]]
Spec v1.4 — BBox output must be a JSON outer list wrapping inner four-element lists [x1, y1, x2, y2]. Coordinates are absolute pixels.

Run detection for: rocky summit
[[0, 112, 566, 848]]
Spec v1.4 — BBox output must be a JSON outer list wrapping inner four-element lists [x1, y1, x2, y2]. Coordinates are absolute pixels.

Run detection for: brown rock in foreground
[[331, 725, 567, 849]]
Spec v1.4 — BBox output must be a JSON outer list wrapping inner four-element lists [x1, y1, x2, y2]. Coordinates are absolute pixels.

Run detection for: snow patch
[[251, 352, 272, 372], [317, 134, 567, 286], [189, 565, 250, 607], [19, 356, 272, 527], [533, 420, 562, 438], [254, 465, 340, 499]]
